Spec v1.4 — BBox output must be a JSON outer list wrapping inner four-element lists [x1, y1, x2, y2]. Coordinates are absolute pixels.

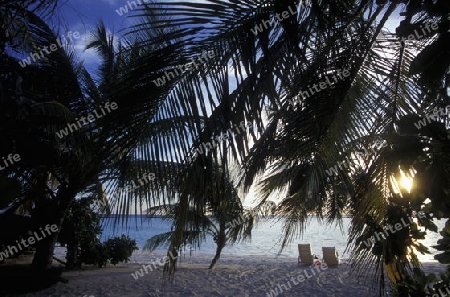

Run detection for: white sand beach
[[9, 250, 447, 297]]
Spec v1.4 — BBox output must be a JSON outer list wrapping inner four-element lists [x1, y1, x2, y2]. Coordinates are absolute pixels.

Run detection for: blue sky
[[58, 0, 129, 28], [54, 0, 136, 74], [53, 0, 403, 75], [51, 0, 404, 209]]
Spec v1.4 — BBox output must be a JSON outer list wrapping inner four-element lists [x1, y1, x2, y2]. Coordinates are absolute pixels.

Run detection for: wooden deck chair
[[322, 246, 340, 266], [298, 244, 314, 265]]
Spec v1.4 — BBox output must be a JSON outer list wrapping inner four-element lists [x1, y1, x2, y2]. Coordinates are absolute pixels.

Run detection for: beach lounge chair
[[322, 246, 340, 266], [298, 244, 314, 265]]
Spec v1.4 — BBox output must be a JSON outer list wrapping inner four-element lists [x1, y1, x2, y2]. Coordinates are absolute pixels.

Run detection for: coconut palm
[[127, 0, 450, 294], [144, 161, 254, 270], [1, 1, 449, 296], [0, 1, 96, 274], [0, 5, 198, 284], [143, 162, 280, 271]]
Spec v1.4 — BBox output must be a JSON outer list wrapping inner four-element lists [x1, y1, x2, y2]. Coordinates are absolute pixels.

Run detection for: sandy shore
[[8, 251, 447, 297]]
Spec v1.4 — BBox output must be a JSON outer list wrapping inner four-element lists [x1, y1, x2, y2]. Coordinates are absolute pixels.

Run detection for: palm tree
[[0, 5, 198, 282], [143, 161, 254, 270], [0, 1, 95, 273], [2, 1, 449, 296], [127, 0, 450, 294]]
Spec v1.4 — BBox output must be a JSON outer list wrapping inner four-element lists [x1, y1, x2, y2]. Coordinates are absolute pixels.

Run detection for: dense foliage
[[103, 235, 138, 265], [58, 199, 137, 268], [57, 198, 103, 269], [1, 0, 450, 295]]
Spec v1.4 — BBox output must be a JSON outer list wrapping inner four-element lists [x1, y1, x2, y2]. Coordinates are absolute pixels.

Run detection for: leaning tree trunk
[[208, 222, 227, 270], [31, 227, 60, 270], [31, 185, 75, 272]]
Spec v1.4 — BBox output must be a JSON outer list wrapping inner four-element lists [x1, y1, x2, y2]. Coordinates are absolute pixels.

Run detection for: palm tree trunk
[[31, 186, 75, 272], [208, 243, 225, 270], [31, 230, 60, 270], [208, 222, 226, 270]]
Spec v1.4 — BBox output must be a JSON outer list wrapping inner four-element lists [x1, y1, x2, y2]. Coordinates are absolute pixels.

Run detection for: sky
[[56, 2, 400, 86], [49, 0, 406, 210], [52, 0, 404, 80], [52, 0, 138, 74]]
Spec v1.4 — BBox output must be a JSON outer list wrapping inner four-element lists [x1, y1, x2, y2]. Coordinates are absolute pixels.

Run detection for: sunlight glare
[[399, 171, 413, 193], [390, 168, 415, 194]]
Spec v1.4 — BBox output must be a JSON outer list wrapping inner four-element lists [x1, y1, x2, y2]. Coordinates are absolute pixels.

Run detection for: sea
[[97, 215, 446, 263]]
